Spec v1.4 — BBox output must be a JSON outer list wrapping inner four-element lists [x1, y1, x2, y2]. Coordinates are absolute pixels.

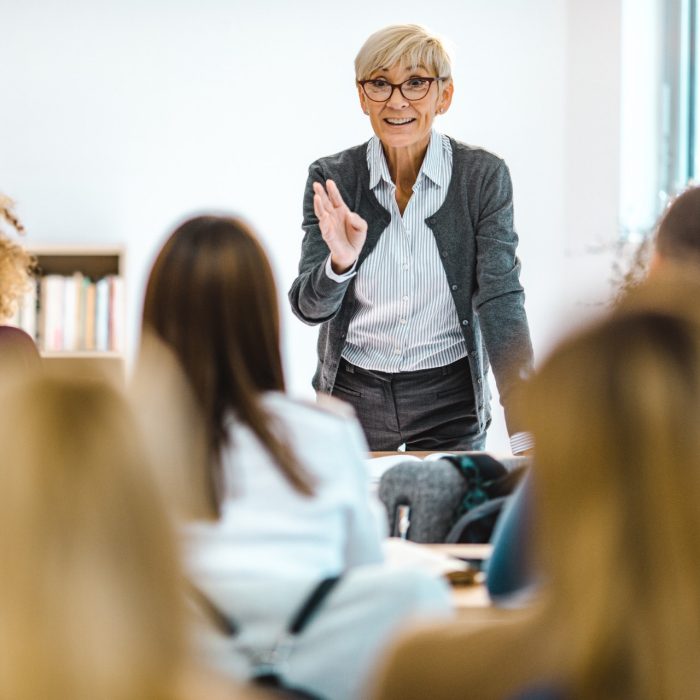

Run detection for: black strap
[[288, 575, 342, 635], [187, 581, 239, 637], [188, 575, 342, 639]]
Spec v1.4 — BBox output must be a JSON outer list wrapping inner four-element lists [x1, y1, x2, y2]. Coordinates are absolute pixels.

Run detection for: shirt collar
[[367, 130, 448, 191], [421, 129, 449, 188], [367, 136, 391, 190]]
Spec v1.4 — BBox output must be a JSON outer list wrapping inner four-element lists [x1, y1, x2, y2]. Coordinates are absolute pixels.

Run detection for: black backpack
[[441, 454, 528, 543]]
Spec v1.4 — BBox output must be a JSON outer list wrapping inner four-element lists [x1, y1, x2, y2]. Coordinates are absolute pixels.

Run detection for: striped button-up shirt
[[327, 130, 466, 372]]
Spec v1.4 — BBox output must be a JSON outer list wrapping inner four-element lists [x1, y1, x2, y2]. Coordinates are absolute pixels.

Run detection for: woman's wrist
[[330, 254, 357, 274]]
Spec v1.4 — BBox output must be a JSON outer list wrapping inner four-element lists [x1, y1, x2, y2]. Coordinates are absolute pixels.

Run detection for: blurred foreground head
[[0, 374, 187, 700], [0, 193, 34, 323], [525, 275, 700, 697], [653, 185, 700, 271]]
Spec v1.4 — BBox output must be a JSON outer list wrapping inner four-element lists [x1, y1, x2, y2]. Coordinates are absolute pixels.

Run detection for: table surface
[[422, 543, 493, 609], [424, 543, 493, 560]]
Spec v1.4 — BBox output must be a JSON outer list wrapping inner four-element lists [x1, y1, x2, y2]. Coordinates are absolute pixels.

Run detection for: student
[[142, 214, 385, 581], [651, 184, 700, 271], [485, 186, 700, 605], [0, 373, 253, 700], [370, 278, 700, 699], [140, 214, 453, 700], [0, 193, 40, 370]]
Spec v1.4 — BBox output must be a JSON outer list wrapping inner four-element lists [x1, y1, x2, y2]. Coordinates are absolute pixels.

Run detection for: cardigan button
[[462, 319, 469, 326], [451, 284, 458, 291]]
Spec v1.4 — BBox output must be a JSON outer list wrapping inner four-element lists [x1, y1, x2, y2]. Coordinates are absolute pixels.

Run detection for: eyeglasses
[[358, 76, 446, 102]]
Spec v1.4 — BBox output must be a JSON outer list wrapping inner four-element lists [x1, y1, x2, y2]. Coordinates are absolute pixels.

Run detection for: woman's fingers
[[325, 179, 347, 211], [313, 191, 328, 221], [312, 182, 331, 212], [313, 180, 364, 258]]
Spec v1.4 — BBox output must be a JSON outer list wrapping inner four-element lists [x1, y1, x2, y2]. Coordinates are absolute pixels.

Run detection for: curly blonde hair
[[0, 195, 35, 323]]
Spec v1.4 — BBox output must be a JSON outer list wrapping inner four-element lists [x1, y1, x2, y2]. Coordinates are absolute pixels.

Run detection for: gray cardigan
[[288, 137, 534, 435]]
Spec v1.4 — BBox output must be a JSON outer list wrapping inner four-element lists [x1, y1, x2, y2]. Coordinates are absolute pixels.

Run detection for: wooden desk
[[370, 451, 467, 458], [425, 543, 492, 561], [423, 543, 492, 608], [384, 542, 489, 609]]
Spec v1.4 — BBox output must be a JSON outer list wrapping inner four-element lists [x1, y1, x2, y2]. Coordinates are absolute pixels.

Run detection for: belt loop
[[344, 361, 355, 374]]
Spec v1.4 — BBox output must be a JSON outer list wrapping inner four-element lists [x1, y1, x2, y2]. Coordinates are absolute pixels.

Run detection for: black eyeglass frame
[[357, 76, 447, 102]]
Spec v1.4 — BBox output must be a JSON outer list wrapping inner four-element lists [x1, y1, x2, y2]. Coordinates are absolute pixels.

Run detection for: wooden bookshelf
[[17, 245, 126, 384]]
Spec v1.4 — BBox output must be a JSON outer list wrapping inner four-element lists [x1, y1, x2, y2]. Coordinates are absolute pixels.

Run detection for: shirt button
[[399, 318, 407, 325], [393, 348, 401, 355], [402, 295, 409, 302]]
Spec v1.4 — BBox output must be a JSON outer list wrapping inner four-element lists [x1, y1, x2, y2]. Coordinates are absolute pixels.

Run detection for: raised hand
[[313, 179, 368, 273]]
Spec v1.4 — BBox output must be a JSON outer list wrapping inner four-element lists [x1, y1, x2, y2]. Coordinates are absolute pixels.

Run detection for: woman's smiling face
[[357, 63, 453, 153]]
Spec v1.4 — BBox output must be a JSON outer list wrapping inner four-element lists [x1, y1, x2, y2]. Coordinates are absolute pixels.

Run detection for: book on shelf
[[84, 280, 96, 351], [62, 272, 79, 352], [94, 276, 110, 352], [18, 272, 124, 354], [109, 275, 124, 352], [41, 274, 65, 351]]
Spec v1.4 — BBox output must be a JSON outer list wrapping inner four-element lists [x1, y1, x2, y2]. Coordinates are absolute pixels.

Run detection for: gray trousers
[[330, 357, 486, 452]]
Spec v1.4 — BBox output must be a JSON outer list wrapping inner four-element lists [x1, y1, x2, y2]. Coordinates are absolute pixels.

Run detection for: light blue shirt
[[327, 130, 466, 372]]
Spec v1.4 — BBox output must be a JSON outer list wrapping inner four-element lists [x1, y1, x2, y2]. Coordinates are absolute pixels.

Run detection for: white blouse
[[184, 392, 385, 582]]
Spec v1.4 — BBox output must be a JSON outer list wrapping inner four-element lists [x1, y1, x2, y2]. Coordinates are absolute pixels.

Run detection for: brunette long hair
[[142, 215, 313, 516]]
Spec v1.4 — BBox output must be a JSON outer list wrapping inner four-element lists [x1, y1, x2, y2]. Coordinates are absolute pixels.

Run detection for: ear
[[357, 84, 369, 115], [437, 80, 454, 115]]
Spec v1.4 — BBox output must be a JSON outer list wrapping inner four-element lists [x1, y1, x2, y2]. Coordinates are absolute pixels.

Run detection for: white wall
[[1, 0, 632, 451]]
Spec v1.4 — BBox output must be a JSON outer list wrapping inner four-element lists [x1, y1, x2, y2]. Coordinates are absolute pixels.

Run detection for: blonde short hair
[[354, 24, 453, 82]]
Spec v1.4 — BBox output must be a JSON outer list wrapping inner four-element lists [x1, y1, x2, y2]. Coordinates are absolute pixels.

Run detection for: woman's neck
[[382, 139, 430, 191]]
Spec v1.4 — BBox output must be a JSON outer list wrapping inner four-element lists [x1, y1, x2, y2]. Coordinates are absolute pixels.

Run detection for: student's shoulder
[[265, 394, 365, 456]]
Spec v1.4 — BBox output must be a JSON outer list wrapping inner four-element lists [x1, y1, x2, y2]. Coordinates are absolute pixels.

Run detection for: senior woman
[[289, 24, 534, 453]]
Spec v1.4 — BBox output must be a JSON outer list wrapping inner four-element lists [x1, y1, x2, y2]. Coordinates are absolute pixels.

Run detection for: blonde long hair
[[526, 279, 700, 699], [0, 375, 188, 700]]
